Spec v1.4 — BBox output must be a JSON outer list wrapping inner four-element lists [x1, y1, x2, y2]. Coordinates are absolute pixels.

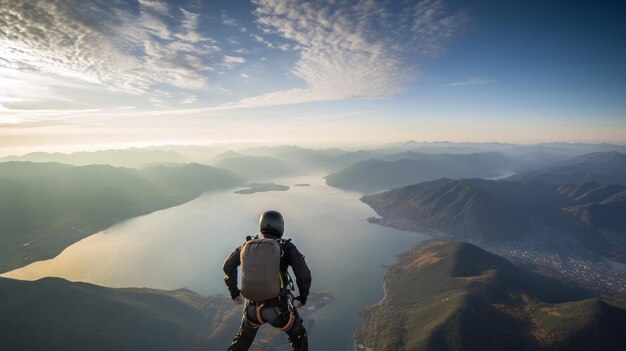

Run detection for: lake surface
[[3, 174, 426, 350]]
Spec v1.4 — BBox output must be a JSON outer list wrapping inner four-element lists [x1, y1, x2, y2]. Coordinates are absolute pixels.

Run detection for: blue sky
[[0, 0, 625, 154]]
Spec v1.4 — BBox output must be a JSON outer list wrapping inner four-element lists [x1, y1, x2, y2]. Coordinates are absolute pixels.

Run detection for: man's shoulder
[[278, 238, 300, 252]]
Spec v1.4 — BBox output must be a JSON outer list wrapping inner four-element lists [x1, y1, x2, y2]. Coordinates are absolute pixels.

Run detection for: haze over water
[[3, 174, 425, 350]]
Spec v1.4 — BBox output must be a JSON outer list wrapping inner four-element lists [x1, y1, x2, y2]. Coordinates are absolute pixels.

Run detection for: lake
[[3, 174, 426, 350]]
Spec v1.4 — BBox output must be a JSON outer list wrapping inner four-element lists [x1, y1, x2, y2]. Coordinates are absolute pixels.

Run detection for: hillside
[[0, 277, 241, 351], [0, 162, 242, 272], [325, 153, 512, 193], [355, 242, 626, 351], [508, 151, 626, 185], [361, 178, 568, 241], [362, 178, 626, 241]]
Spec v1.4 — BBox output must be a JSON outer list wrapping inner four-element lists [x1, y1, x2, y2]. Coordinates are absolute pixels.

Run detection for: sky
[[1, 0, 625, 155]]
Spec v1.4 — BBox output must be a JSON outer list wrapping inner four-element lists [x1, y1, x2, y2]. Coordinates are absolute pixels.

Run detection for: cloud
[[0, 0, 218, 115], [442, 78, 492, 87], [180, 95, 198, 104], [137, 0, 169, 15], [223, 55, 247, 69], [217, 0, 468, 109], [220, 11, 237, 26], [295, 111, 372, 121], [176, 8, 208, 43], [224, 56, 246, 64]]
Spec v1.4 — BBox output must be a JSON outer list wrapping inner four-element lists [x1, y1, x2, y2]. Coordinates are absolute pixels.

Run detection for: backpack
[[240, 237, 285, 301]]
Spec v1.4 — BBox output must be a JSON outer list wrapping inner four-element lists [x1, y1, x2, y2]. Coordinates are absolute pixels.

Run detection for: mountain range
[[355, 241, 626, 351], [327, 150, 626, 194], [360, 151, 626, 242], [362, 178, 626, 259], [0, 162, 242, 272], [508, 151, 626, 185], [0, 148, 189, 168], [326, 152, 518, 193], [213, 154, 295, 180]]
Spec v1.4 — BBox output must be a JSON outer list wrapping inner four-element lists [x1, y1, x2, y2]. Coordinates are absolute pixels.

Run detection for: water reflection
[[3, 174, 425, 350]]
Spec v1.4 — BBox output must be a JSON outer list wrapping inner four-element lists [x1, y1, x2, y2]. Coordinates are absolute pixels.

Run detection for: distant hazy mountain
[[241, 145, 337, 171], [356, 241, 626, 351], [141, 163, 242, 195], [508, 151, 626, 185], [1, 148, 189, 168], [326, 152, 513, 193], [0, 162, 242, 272], [0, 277, 240, 350], [215, 156, 294, 180], [151, 145, 229, 164], [210, 150, 248, 164], [362, 178, 626, 260], [378, 141, 626, 156]]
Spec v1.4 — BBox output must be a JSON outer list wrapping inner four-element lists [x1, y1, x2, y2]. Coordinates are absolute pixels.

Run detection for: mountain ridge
[[355, 241, 626, 351], [0, 276, 240, 351]]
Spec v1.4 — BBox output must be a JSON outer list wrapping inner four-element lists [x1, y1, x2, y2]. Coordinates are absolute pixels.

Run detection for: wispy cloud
[[295, 111, 372, 121], [137, 0, 169, 15], [442, 78, 492, 87], [220, 11, 237, 26], [0, 0, 471, 124], [217, 0, 468, 109], [0, 0, 218, 115], [180, 95, 198, 104], [223, 55, 247, 69]]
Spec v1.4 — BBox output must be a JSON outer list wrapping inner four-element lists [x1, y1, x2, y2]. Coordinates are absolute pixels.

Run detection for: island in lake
[[234, 183, 290, 194], [293, 183, 311, 187]]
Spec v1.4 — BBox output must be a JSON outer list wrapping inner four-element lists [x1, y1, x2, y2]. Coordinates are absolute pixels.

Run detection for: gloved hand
[[295, 296, 306, 308], [232, 294, 244, 305]]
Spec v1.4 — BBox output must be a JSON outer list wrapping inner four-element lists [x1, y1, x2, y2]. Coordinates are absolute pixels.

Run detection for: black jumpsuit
[[223, 234, 312, 351]]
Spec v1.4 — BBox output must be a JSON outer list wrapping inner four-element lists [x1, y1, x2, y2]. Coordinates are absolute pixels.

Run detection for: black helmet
[[259, 210, 284, 237]]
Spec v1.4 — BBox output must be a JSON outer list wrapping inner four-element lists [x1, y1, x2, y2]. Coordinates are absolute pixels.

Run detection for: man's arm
[[222, 246, 242, 298], [286, 242, 312, 305]]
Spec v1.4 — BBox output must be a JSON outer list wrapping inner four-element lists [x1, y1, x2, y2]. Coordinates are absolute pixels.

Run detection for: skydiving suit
[[223, 234, 312, 351]]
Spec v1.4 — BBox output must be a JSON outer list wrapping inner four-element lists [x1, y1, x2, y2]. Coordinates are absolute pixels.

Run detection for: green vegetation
[[361, 178, 562, 241], [0, 276, 241, 350], [355, 242, 626, 351], [0, 162, 242, 272], [361, 178, 626, 246]]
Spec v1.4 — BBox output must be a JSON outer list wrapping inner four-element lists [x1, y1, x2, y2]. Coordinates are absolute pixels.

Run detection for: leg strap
[[280, 311, 294, 331], [256, 304, 265, 324]]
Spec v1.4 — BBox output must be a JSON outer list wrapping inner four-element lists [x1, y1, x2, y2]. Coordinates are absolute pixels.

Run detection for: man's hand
[[232, 295, 244, 305], [295, 296, 306, 308]]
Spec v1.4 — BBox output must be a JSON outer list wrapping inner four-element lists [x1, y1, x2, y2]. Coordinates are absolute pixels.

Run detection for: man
[[223, 210, 312, 351]]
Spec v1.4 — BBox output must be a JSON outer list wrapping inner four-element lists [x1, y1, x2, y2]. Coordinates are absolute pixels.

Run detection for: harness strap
[[280, 311, 294, 331], [243, 305, 261, 328], [256, 304, 265, 324]]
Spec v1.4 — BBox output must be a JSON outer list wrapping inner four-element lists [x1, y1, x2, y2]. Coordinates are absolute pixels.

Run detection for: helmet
[[259, 210, 284, 237]]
